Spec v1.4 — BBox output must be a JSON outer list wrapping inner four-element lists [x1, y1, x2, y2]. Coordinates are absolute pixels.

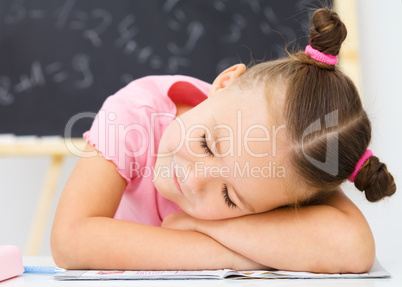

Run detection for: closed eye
[[200, 133, 213, 157], [222, 184, 236, 208], [201, 134, 236, 208]]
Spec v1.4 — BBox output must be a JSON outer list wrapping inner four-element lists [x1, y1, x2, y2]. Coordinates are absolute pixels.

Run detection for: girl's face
[[154, 65, 292, 220]]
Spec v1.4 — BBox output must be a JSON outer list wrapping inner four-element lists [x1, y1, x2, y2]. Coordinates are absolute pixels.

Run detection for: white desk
[[1, 257, 401, 287]]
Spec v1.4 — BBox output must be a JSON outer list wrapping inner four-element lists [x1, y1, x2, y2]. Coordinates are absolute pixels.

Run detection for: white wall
[[347, 0, 402, 263], [0, 156, 77, 255], [0, 0, 401, 264]]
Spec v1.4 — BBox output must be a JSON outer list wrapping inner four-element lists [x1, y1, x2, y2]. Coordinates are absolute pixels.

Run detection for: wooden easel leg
[[25, 155, 64, 256]]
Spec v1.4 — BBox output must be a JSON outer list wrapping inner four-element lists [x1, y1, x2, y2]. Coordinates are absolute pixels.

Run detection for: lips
[[173, 168, 184, 195]]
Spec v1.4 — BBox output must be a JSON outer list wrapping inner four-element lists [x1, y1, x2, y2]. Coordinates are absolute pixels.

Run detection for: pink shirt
[[84, 75, 210, 226]]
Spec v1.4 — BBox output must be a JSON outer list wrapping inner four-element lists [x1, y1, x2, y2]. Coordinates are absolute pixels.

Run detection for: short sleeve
[[83, 93, 162, 184]]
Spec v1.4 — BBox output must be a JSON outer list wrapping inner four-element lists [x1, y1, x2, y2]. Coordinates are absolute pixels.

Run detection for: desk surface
[[1, 257, 401, 287]]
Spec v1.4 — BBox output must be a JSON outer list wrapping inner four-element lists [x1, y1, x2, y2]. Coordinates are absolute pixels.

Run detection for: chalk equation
[[0, 54, 92, 105]]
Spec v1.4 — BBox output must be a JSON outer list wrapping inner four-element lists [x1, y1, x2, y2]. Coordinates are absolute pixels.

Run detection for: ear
[[208, 64, 246, 97]]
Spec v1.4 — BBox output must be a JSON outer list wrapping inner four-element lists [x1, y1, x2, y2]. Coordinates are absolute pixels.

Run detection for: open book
[[54, 260, 390, 280]]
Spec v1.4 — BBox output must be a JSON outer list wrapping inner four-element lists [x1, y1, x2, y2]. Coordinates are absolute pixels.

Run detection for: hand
[[161, 211, 198, 231]]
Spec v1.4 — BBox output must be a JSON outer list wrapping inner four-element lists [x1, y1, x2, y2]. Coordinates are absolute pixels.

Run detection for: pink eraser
[[0, 245, 24, 281]]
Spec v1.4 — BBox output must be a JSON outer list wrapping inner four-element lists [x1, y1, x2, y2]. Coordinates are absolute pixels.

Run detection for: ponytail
[[239, 7, 396, 202]]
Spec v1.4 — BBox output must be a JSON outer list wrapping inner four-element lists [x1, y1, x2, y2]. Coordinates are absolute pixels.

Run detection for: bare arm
[[164, 190, 375, 273], [51, 144, 263, 270]]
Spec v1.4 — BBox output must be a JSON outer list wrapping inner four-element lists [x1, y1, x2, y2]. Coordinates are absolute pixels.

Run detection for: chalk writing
[[221, 13, 247, 43], [115, 14, 139, 54], [0, 54, 93, 105], [1, 0, 308, 79], [3, 0, 26, 25], [72, 54, 93, 89], [55, 0, 75, 29], [73, 8, 113, 48], [0, 77, 13, 105], [0, 0, 324, 136], [167, 21, 204, 55]]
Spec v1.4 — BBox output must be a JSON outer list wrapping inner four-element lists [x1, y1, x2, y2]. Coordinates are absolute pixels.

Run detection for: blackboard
[[0, 0, 330, 137]]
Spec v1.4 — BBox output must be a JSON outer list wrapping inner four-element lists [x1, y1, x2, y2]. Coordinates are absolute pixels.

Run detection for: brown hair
[[240, 8, 396, 202]]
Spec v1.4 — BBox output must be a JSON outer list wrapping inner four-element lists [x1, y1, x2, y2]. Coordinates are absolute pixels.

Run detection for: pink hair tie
[[305, 45, 338, 65], [348, 149, 374, 182]]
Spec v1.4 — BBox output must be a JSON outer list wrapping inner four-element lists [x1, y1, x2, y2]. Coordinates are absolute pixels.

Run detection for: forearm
[[51, 216, 261, 270], [194, 205, 375, 273]]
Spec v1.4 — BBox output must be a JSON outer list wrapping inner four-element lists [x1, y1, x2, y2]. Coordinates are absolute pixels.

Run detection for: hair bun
[[309, 8, 347, 56], [354, 156, 396, 202]]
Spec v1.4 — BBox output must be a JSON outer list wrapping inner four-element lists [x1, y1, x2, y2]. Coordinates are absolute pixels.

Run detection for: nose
[[172, 123, 222, 195]]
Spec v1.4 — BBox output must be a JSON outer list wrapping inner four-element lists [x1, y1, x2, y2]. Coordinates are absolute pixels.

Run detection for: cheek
[[159, 119, 184, 154], [186, 199, 234, 220]]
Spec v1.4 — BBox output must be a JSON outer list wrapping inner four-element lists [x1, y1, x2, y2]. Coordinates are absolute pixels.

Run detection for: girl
[[51, 8, 396, 273]]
